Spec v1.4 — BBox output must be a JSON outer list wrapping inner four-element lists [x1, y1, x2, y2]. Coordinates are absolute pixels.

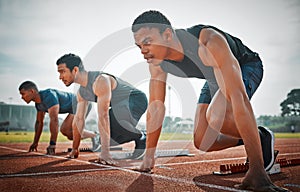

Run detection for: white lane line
[[277, 152, 300, 156], [0, 168, 114, 178], [156, 152, 300, 167], [284, 184, 300, 189], [0, 145, 247, 192], [157, 157, 245, 167]]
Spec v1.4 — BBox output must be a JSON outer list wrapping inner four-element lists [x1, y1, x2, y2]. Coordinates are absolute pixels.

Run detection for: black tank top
[[160, 24, 260, 80], [79, 71, 142, 105]]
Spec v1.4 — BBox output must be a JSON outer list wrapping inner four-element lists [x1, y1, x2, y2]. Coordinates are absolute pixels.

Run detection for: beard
[[64, 80, 74, 87]]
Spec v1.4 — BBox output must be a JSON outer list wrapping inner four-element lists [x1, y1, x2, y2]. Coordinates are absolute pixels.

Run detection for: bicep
[[199, 29, 245, 98], [47, 104, 59, 119], [93, 76, 111, 112], [198, 28, 237, 68]]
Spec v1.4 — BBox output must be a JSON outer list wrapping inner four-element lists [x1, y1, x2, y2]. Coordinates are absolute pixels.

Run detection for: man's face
[[19, 89, 34, 104], [134, 27, 169, 66], [57, 63, 75, 87]]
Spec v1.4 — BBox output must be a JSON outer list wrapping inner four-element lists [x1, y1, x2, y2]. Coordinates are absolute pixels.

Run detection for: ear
[[73, 66, 79, 74], [163, 28, 173, 41]]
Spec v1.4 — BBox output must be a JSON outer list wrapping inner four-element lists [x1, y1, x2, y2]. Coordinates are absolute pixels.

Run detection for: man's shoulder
[[39, 89, 56, 97], [186, 24, 205, 33], [42, 88, 75, 97], [39, 89, 58, 102]]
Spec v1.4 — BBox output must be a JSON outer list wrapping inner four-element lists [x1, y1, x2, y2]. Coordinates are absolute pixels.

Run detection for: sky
[[0, 0, 299, 121]]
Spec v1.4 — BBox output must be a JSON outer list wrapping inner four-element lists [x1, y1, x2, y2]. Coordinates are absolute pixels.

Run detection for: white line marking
[[284, 184, 300, 189], [0, 145, 247, 192], [156, 152, 300, 167], [157, 157, 246, 167], [1, 145, 299, 192], [0, 168, 114, 178]]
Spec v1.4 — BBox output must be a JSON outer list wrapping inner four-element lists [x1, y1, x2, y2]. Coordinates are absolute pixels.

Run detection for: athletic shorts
[[198, 60, 264, 104]]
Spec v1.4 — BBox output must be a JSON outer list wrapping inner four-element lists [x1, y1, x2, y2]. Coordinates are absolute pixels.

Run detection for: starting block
[[213, 157, 300, 175], [155, 149, 194, 157], [66, 146, 123, 153], [111, 149, 193, 160], [213, 163, 281, 175], [267, 163, 281, 174]]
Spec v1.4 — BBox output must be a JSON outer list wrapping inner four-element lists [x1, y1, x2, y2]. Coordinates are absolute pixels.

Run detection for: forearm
[[72, 116, 85, 150], [49, 117, 59, 143], [98, 113, 110, 154], [145, 100, 166, 156], [33, 121, 43, 144], [231, 97, 263, 168]]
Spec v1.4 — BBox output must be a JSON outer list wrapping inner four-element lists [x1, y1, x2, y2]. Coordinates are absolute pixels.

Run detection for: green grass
[[0, 131, 70, 143], [159, 132, 193, 140], [0, 131, 298, 143], [274, 132, 300, 138]]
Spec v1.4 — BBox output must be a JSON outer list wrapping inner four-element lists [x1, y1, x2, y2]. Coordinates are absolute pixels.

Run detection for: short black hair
[[19, 81, 38, 91], [56, 53, 85, 71], [132, 10, 172, 33]]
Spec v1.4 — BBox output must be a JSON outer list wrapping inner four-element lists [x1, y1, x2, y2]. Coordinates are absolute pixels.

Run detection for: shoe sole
[[259, 126, 275, 171], [131, 149, 146, 160]]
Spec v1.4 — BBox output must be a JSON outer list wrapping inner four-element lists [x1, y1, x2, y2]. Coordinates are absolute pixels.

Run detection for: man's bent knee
[[206, 116, 224, 133], [60, 129, 73, 140]]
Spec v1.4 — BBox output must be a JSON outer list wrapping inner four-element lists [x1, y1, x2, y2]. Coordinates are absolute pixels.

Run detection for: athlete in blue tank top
[[19, 81, 98, 155], [56, 53, 148, 162], [35, 89, 76, 114], [131, 10, 287, 191]]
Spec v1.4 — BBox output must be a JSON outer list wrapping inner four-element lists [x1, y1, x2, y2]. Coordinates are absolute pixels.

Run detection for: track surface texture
[[0, 138, 299, 192]]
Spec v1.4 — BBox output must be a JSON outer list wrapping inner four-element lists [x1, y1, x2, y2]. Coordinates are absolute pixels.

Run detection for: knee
[[193, 123, 206, 150], [193, 139, 201, 150], [60, 127, 73, 140], [60, 127, 67, 136], [193, 129, 215, 152], [206, 113, 224, 133], [193, 138, 209, 152]]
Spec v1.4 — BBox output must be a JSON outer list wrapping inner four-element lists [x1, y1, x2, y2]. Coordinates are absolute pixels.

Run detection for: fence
[[0, 103, 36, 131]]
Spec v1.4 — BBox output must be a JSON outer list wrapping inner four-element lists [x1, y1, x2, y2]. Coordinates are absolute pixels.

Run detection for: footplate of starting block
[[155, 149, 194, 157], [66, 146, 123, 153], [67, 147, 92, 152], [213, 163, 281, 175], [111, 149, 194, 160], [267, 163, 281, 174], [213, 156, 300, 175]]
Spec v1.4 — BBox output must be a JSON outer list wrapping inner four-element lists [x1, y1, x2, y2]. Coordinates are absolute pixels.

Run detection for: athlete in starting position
[[131, 10, 287, 191], [56, 53, 148, 163], [19, 81, 98, 155]]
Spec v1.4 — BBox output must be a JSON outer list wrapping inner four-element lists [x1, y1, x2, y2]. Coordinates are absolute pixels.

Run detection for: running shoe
[[131, 132, 146, 160], [258, 126, 276, 171], [91, 132, 101, 152], [46, 145, 56, 155]]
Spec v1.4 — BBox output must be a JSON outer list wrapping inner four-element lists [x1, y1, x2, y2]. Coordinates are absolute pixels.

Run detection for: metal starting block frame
[[66, 146, 123, 153], [213, 157, 300, 175], [111, 149, 193, 160], [155, 149, 194, 157], [65, 147, 192, 159]]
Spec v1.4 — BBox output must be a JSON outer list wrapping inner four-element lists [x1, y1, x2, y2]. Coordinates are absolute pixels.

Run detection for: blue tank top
[[35, 89, 76, 114], [160, 24, 260, 80]]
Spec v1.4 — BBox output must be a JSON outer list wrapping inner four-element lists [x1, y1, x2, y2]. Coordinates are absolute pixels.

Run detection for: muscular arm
[[198, 28, 245, 98], [93, 75, 113, 158], [48, 104, 60, 144], [29, 111, 45, 151], [143, 64, 167, 164], [72, 92, 89, 150], [198, 28, 263, 168]]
